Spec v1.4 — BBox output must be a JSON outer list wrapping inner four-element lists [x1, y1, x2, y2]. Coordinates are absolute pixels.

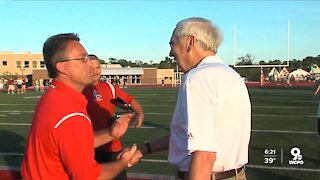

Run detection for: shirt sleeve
[[55, 116, 102, 180], [186, 77, 218, 153], [114, 85, 133, 103]]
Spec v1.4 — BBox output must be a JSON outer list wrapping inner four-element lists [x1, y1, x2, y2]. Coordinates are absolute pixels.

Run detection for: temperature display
[[263, 149, 277, 164]]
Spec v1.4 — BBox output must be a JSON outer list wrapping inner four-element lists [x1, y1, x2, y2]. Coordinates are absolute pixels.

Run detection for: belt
[[177, 166, 244, 180]]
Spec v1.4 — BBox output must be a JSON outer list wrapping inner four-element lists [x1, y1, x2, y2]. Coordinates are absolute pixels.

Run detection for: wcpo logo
[[288, 147, 304, 165]]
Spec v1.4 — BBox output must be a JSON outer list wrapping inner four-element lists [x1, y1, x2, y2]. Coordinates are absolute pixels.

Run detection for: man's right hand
[[117, 144, 143, 167]]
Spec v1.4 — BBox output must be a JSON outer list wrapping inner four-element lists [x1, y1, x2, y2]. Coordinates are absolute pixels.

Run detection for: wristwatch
[[144, 140, 152, 154]]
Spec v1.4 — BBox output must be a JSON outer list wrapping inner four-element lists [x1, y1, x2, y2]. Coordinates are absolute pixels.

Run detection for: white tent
[[268, 67, 280, 81], [310, 64, 320, 74], [310, 64, 320, 80], [279, 67, 290, 80], [289, 68, 310, 81]]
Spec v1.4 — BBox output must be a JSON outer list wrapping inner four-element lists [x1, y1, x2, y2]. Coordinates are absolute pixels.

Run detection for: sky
[[0, 0, 319, 65]]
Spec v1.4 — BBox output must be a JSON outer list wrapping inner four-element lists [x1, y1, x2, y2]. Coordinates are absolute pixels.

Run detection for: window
[[2, 61, 7, 66], [17, 61, 21, 68], [24, 61, 29, 68], [32, 61, 37, 68], [40, 61, 45, 68]]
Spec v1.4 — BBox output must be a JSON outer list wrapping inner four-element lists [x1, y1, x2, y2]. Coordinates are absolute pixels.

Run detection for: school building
[[0, 51, 180, 86]]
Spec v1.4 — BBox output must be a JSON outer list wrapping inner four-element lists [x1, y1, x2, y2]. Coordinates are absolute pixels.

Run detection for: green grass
[[0, 87, 319, 179]]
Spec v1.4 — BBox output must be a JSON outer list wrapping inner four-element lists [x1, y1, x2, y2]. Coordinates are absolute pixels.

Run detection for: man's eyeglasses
[[169, 35, 188, 47], [58, 54, 90, 63], [169, 39, 177, 47]]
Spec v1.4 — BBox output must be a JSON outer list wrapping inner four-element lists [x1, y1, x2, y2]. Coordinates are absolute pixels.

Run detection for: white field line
[[216, 105, 314, 108], [251, 129, 316, 134], [0, 104, 317, 109], [143, 114, 317, 118], [138, 127, 317, 134], [0, 104, 36, 106], [142, 105, 317, 109], [249, 98, 317, 103], [0, 159, 319, 173], [0, 165, 20, 171], [245, 165, 320, 173], [0, 110, 34, 113], [253, 114, 316, 118], [141, 160, 320, 173], [1, 122, 316, 135], [0, 110, 316, 118], [24, 96, 41, 99], [131, 113, 318, 118], [0, 152, 23, 156], [0, 123, 30, 126]]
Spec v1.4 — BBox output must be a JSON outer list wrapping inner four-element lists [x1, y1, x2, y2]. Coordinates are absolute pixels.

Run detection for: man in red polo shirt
[[21, 33, 142, 180], [83, 54, 144, 180]]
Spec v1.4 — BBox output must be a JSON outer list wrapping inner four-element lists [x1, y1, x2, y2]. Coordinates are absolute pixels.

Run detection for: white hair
[[173, 17, 223, 53]]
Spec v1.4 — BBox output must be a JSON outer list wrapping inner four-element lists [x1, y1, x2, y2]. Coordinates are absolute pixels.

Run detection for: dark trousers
[[94, 150, 127, 180]]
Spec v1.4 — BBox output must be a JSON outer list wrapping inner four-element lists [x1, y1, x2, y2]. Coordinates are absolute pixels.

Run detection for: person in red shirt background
[[7, 78, 15, 94], [83, 54, 144, 180], [21, 33, 142, 180]]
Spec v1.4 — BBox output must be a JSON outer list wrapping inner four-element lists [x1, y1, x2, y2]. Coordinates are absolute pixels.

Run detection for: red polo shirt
[[21, 80, 102, 180], [83, 81, 133, 152]]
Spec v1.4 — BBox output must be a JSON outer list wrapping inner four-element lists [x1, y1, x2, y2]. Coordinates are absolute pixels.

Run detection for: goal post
[[232, 21, 291, 86]]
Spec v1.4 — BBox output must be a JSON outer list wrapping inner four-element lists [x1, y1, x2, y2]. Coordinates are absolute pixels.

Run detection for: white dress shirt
[[168, 55, 251, 172]]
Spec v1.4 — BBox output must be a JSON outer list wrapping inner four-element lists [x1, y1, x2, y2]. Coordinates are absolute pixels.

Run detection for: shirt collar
[[197, 55, 224, 67], [51, 80, 88, 107]]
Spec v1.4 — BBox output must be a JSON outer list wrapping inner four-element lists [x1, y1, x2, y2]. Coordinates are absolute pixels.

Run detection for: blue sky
[[0, 0, 319, 65]]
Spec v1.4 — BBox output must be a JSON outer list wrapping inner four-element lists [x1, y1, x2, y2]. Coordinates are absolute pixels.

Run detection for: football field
[[0, 86, 319, 180]]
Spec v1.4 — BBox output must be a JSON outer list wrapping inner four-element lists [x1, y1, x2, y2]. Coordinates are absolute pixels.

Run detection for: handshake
[[117, 144, 142, 168], [109, 112, 142, 169]]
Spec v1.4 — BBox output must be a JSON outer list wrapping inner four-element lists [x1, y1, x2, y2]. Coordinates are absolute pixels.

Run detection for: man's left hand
[[111, 113, 134, 137]]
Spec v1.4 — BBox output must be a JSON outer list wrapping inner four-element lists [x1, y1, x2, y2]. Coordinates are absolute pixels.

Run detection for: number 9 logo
[[291, 147, 302, 160]]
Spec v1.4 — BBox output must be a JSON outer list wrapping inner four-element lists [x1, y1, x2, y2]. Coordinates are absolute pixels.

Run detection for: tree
[[289, 59, 301, 71], [268, 60, 282, 65], [236, 53, 254, 65], [259, 60, 267, 65], [233, 66, 261, 82], [1, 71, 18, 80], [158, 56, 175, 69], [118, 59, 130, 67], [135, 60, 143, 66], [302, 56, 320, 71], [108, 57, 117, 64], [99, 59, 106, 64]]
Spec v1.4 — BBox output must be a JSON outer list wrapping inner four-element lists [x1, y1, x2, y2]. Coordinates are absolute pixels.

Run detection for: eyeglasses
[[169, 35, 188, 47], [58, 54, 90, 63], [169, 39, 177, 47]]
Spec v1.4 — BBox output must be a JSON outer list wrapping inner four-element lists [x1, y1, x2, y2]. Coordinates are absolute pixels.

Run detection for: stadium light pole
[[20, 66, 25, 78], [172, 59, 177, 87], [233, 24, 236, 65], [176, 63, 179, 81], [287, 20, 290, 66]]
